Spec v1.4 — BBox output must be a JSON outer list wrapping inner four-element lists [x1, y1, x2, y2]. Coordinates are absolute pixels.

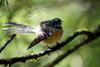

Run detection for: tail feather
[[3, 22, 35, 33], [5, 22, 30, 28]]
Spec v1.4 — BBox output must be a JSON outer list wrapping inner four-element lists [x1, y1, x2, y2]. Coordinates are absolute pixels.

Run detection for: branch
[[0, 34, 16, 53], [48, 29, 100, 67], [0, 25, 99, 66]]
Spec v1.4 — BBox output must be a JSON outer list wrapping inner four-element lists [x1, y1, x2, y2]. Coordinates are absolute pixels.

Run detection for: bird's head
[[50, 18, 62, 28], [41, 18, 62, 29]]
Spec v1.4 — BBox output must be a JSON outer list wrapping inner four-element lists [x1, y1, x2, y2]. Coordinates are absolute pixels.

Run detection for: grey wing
[[28, 25, 53, 49], [3, 22, 35, 34], [28, 32, 50, 49]]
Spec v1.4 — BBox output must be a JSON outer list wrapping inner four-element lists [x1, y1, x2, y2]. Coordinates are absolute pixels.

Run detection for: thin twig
[[0, 34, 16, 53]]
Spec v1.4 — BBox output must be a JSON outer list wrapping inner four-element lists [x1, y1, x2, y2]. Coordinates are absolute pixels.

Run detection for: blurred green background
[[0, 0, 100, 67]]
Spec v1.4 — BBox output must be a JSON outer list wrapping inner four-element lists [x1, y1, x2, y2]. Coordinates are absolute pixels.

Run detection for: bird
[[3, 18, 63, 49]]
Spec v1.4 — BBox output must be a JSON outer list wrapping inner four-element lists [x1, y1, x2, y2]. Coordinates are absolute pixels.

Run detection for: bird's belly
[[43, 29, 63, 45]]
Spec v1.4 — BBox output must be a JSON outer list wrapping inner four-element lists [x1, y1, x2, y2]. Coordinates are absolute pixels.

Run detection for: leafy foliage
[[0, 0, 100, 67]]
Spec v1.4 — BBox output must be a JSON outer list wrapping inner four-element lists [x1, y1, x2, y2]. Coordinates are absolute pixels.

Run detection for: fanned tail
[[3, 22, 35, 34], [5, 22, 29, 28]]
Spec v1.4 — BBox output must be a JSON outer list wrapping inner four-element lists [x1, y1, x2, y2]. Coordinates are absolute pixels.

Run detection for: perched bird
[[3, 18, 63, 49]]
